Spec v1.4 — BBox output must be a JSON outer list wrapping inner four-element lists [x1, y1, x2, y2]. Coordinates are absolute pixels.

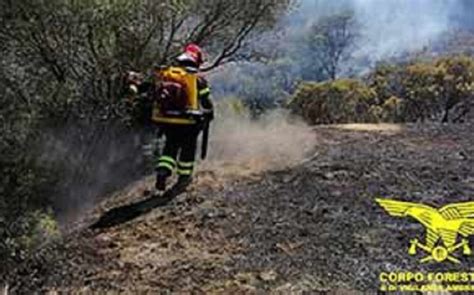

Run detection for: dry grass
[[6, 122, 473, 293]]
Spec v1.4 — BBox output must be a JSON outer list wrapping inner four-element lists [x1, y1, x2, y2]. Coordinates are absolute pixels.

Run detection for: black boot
[[155, 169, 170, 191], [176, 175, 192, 189]]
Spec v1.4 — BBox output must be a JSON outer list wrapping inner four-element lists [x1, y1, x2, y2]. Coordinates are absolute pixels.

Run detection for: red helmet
[[184, 43, 204, 65]]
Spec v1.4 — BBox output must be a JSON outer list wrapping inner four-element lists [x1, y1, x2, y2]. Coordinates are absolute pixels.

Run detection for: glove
[[129, 84, 139, 94]]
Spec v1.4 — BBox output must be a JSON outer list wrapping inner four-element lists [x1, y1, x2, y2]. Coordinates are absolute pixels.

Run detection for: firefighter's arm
[[198, 79, 214, 120]]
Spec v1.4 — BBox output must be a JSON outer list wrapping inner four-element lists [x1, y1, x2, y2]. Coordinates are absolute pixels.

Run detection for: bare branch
[[201, 2, 271, 72]]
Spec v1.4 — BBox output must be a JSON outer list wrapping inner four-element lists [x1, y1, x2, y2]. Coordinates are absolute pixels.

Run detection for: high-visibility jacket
[[133, 69, 213, 125]]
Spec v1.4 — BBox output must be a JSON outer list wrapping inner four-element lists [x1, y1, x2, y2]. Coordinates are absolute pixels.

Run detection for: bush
[[288, 55, 474, 124], [435, 56, 474, 122], [288, 79, 377, 124]]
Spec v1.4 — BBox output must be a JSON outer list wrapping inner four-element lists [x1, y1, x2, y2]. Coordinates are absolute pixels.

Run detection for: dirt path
[[6, 123, 474, 293]]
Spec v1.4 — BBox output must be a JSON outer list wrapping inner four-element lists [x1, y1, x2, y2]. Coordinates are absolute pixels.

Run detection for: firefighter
[[127, 44, 213, 191]]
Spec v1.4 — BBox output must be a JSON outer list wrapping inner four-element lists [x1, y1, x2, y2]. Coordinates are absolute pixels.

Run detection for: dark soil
[[4, 123, 474, 293]]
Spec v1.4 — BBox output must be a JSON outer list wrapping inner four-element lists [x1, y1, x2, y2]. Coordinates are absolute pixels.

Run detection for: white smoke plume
[[198, 108, 315, 179], [351, 0, 456, 60], [298, 0, 462, 61]]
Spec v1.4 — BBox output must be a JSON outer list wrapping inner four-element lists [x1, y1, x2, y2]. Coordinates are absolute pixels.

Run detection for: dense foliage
[[288, 56, 474, 124]]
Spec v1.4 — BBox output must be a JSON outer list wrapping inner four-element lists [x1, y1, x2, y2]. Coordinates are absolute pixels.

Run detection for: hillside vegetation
[[288, 55, 474, 124]]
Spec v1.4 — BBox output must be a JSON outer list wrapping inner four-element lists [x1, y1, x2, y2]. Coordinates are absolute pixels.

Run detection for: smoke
[[39, 121, 149, 226], [211, 0, 472, 101], [40, 110, 314, 224], [297, 0, 464, 62], [199, 108, 315, 179], [350, 0, 456, 61]]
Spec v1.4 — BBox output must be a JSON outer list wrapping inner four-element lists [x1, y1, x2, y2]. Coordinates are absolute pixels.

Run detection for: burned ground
[[5, 123, 474, 293]]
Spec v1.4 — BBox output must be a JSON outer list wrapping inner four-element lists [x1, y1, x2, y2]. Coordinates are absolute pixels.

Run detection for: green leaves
[[288, 55, 474, 124]]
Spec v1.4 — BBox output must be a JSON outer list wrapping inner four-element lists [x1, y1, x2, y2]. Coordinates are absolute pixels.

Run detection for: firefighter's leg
[[176, 126, 200, 186], [155, 127, 179, 190]]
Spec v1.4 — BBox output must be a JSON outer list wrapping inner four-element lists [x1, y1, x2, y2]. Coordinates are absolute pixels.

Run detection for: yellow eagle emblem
[[376, 198, 474, 264]]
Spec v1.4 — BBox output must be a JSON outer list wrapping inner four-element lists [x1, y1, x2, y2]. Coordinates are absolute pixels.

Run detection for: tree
[[0, 0, 294, 275], [308, 12, 358, 80]]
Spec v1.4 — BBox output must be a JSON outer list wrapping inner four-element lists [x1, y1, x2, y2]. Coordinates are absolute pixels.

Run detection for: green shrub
[[288, 79, 377, 124], [435, 55, 474, 122], [289, 55, 474, 124]]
